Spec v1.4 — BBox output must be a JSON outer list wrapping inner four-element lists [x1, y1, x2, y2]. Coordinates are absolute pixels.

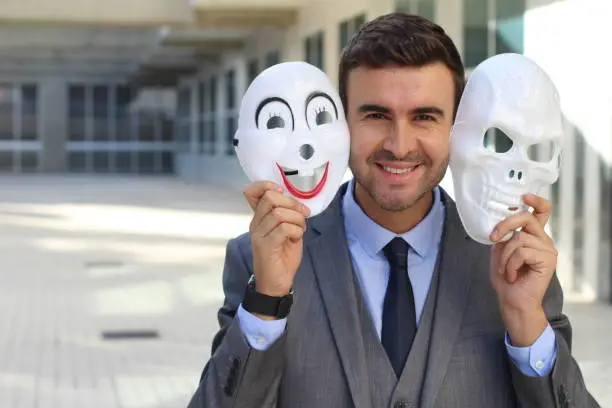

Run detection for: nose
[[506, 167, 526, 184], [383, 120, 418, 158], [299, 143, 315, 160]]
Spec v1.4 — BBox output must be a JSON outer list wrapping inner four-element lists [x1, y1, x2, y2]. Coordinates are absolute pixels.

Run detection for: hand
[[243, 181, 310, 304], [489, 194, 558, 346]]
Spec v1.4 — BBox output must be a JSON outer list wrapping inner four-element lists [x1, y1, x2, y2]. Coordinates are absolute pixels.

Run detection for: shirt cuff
[[505, 323, 557, 377], [236, 303, 287, 351]]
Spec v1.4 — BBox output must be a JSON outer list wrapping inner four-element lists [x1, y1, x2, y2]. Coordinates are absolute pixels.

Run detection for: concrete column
[[436, 0, 463, 56], [40, 77, 67, 172]]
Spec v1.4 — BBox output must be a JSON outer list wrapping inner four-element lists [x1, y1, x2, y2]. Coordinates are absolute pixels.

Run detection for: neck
[[354, 183, 434, 234]]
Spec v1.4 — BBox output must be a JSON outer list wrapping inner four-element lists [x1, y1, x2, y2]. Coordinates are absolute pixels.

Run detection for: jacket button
[[394, 400, 411, 408]]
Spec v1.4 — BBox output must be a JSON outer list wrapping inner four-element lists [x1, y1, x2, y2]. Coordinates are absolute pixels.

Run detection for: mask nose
[[506, 168, 526, 184], [299, 143, 315, 160]]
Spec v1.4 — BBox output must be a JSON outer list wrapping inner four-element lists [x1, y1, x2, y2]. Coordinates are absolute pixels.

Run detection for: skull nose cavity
[[299, 144, 315, 160], [508, 169, 524, 181]]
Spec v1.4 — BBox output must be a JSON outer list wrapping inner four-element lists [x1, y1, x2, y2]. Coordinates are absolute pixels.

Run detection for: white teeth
[[298, 168, 314, 177], [383, 166, 416, 174]]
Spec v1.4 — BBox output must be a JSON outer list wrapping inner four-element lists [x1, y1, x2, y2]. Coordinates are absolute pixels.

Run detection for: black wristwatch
[[242, 275, 294, 319]]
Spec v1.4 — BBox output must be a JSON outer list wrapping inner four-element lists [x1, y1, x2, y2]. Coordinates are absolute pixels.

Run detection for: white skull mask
[[449, 53, 564, 245], [234, 61, 350, 216]]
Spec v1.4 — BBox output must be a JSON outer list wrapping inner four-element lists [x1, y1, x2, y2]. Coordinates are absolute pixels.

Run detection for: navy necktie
[[381, 237, 417, 377]]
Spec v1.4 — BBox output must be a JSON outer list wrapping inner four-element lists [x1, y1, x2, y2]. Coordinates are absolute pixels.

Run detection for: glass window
[[495, 0, 525, 54], [115, 152, 132, 173], [248, 59, 259, 84], [339, 14, 366, 52], [339, 21, 349, 52], [21, 84, 38, 141], [68, 152, 87, 172], [161, 152, 173, 173], [0, 84, 13, 141], [226, 69, 236, 110], [137, 151, 156, 174], [68, 85, 86, 141], [463, 0, 489, 67], [416, 0, 435, 20], [93, 85, 109, 141], [20, 151, 38, 172], [210, 76, 217, 112], [226, 116, 237, 156], [115, 86, 133, 141], [0, 151, 13, 170], [138, 112, 156, 142], [265, 50, 281, 68], [305, 32, 325, 70], [92, 151, 110, 172]]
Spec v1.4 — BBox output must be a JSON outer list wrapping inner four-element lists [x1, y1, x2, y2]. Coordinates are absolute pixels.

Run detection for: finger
[[497, 230, 553, 276], [257, 207, 306, 238], [505, 247, 542, 283], [490, 211, 549, 243], [250, 190, 310, 230], [243, 181, 283, 211], [522, 194, 552, 226], [267, 222, 305, 247]]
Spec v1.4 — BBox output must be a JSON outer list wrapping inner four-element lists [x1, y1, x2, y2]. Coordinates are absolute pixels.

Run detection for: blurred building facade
[[0, 0, 609, 302]]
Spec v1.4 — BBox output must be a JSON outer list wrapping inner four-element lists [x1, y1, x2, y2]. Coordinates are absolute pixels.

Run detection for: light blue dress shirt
[[236, 180, 557, 377]]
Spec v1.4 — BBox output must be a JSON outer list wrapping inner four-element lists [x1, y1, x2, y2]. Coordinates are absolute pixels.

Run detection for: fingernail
[[276, 185, 284, 192], [490, 229, 499, 241]]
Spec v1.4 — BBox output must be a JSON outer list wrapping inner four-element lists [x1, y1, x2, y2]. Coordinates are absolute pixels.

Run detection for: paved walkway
[[0, 175, 609, 408]]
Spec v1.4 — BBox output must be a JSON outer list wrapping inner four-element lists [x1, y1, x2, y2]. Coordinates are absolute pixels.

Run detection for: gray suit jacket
[[188, 184, 599, 408]]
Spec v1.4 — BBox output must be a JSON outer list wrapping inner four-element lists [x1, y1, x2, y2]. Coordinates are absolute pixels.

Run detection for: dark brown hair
[[339, 12, 465, 116]]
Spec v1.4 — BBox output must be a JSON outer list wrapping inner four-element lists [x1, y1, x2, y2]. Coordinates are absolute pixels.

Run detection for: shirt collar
[[342, 178, 445, 259]]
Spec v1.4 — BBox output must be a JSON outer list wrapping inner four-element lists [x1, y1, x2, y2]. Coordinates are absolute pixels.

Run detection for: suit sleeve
[[509, 272, 601, 408], [186, 237, 286, 408]]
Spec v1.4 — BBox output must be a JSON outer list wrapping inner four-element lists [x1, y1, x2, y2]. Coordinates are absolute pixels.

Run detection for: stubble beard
[[351, 156, 449, 212]]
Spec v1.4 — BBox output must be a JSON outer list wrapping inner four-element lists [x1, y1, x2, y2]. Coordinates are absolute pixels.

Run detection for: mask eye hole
[[527, 140, 556, 162], [483, 128, 513, 153]]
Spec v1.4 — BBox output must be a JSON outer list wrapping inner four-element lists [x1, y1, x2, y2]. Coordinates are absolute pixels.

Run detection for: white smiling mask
[[234, 61, 350, 217], [449, 53, 564, 245]]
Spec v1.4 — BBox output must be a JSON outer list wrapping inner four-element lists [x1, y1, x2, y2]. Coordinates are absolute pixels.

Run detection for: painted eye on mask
[[256, 97, 294, 131], [305, 92, 338, 129]]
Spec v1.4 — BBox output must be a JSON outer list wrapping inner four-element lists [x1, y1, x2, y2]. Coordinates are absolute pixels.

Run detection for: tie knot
[[383, 237, 409, 268]]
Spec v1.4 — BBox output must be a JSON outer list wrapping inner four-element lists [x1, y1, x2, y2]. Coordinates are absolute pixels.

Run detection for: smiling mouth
[[276, 162, 329, 199]]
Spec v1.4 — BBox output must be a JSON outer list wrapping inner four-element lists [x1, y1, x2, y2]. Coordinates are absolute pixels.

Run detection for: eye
[[415, 114, 435, 122], [256, 98, 294, 131], [305, 93, 337, 129], [366, 112, 386, 120], [527, 140, 556, 162], [483, 127, 513, 153]]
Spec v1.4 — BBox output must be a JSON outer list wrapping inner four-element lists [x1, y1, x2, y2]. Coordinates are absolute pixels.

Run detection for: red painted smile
[[276, 162, 329, 199]]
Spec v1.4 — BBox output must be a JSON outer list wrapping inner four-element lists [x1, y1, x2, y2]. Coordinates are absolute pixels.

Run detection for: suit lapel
[[420, 191, 483, 408], [305, 184, 372, 408]]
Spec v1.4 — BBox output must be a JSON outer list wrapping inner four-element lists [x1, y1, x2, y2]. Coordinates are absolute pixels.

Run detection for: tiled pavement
[[0, 175, 609, 408]]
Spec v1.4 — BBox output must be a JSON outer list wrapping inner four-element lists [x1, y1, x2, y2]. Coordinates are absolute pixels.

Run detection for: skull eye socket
[[483, 128, 513, 153], [527, 140, 556, 162]]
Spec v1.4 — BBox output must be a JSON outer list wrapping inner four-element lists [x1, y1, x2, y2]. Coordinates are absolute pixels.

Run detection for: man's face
[[346, 62, 455, 211]]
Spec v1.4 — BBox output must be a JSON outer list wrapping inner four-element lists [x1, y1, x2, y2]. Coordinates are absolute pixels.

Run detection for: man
[[187, 13, 599, 408]]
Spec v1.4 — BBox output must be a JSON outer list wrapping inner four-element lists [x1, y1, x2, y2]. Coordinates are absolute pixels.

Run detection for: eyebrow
[[357, 104, 445, 117]]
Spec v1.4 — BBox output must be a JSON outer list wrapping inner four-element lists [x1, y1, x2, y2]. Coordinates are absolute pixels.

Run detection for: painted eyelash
[[315, 106, 327, 114]]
